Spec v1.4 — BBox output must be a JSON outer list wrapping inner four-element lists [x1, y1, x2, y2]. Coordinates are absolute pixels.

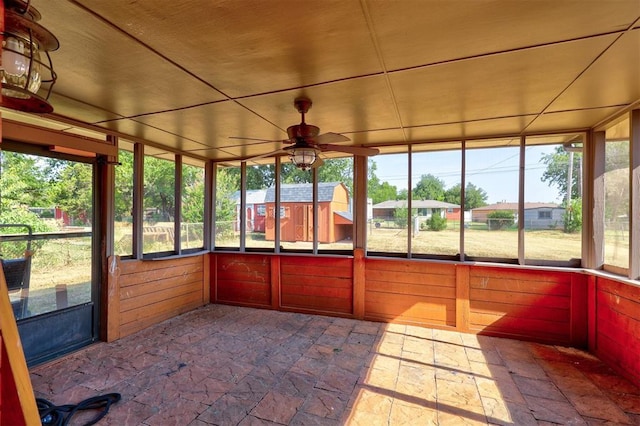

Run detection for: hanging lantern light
[[1, 0, 58, 113], [285, 141, 319, 171]]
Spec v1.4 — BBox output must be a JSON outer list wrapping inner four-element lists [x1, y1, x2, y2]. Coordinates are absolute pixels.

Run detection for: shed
[[232, 189, 267, 232], [264, 182, 351, 243]]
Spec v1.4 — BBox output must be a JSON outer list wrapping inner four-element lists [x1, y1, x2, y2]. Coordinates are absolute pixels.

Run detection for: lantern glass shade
[[1, 35, 42, 99], [290, 148, 318, 170], [0, 1, 58, 113]]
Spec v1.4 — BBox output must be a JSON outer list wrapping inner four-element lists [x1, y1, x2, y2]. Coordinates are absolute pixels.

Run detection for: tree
[[227, 165, 276, 190], [393, 203, 416, 228], [0, 151, 50, 209], [540, 146, 582, 201], [115, 150, 134, 221], [215, 167, 238, 222], [46, 161, 93, 225], [369, 181, 398, 204], [444, 182, 488, 209], [564, 198, 582, 233], [368, 160, 398, 203], [182, 164, 204, 224], [413, 174, 445, 201], [143, 156, 176, 222]]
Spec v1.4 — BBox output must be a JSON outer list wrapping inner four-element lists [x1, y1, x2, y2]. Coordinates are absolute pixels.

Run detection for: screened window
[[524, 134, 583, 263], [181, 160, 205, 251], [464, 139, 519, 260], [215, 163, 240, 248], [367, 153, 409, 254], [604, 118, 630, 271], [143, 147, 175, 254], [114, 144, 133, 256], [278, 161, 315, 251], [411, 143, 461, 257], [245, 163, 274, 250], [318, 157, 353, 252]]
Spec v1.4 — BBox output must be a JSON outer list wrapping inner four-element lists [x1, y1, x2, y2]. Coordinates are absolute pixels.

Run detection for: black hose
[[37, 393, 121, 426]]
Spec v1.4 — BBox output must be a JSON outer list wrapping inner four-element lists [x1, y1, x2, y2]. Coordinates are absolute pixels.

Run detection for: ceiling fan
[[243, 97, 380, 170]]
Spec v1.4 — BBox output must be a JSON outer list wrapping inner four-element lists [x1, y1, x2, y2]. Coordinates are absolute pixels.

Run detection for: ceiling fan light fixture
[[0, 0, 59, 113], [289, 146, 318, 171]]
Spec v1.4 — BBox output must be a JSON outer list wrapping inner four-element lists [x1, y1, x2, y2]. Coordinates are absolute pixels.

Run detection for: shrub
[[487, 210, 515, 230], [427, 214, 447, 231], [564, 198, 582, 233]]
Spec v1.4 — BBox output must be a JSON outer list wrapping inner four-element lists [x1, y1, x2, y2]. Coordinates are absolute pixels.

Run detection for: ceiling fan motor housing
[[286, 124, 320, 141]]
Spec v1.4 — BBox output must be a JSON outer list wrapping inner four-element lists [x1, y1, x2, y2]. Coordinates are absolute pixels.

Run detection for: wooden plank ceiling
[[12, 1, 640, 162]]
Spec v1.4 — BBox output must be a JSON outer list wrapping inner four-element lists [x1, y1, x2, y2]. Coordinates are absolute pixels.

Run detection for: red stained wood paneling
[[280, 256, 353, 315], [364, 258, 457, 327], [468, 266, 574, 345], [594, 277, 640, 387], [215, 253, 271, 307]]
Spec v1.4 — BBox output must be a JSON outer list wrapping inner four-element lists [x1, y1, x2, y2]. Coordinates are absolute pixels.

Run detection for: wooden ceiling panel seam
[[526, 29, 640, 134], [358, 0, 407, 142], [384, 29, 633, 76]]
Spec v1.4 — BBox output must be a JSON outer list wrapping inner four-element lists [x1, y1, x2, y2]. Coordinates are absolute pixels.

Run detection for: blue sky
[[371, 145, 564, 205]]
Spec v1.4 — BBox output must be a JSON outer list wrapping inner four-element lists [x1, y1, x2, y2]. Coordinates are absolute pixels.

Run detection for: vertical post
[[518, 136, 525, 265], [98, 135, 116, 342], [629, 109, 640, 280], [353, 248, 365, 319], [274, 157, 281, 253], [459, 141, 466, 262], [590, 131, 606, 269], [174, 155, 182, 254], [455, 264, 470, 332], [132, 143, 144, 259], [407, 145, 413, 258], [271, 255, 280, 309], [204, 160, 214, 251], [240, 162, 247, 251], [353, 156, 368, 250], [105, 255, 121, 341], [312, 166, 318, 254]]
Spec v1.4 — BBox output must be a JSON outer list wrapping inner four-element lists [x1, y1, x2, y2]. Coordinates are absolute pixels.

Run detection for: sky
[[371, 145, 565, 205]]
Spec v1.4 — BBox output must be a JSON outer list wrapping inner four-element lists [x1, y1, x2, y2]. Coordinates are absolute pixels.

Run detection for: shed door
[[306, 205, 314, 242], [294, 205, 306, 241]]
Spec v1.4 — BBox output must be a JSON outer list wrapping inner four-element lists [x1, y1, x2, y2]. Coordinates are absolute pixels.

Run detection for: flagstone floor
[[30, 304, 640, 425]]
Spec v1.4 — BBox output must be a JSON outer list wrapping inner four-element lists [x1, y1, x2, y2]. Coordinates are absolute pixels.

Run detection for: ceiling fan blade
[[228, 136, 283, 143], [311, 156, 324, 169], [245, 149, 286, 163], [318, 144, 380, 156], [314, 132, 350, 144]]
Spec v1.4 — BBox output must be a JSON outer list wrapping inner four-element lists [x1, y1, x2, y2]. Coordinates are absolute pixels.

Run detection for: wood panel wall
[[105, 254, 209, 340], [467, 266, 587, 346], [213, 254, 271, 307], [364, 258, 457, 327], [99, 251, 638, 389], [280, 256, 353, 315], [592, 277, 640, 387], [210, 254, 588, 346]]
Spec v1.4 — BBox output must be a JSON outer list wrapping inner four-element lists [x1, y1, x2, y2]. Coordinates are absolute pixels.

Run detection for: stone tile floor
[[30, 305, 640, 425]]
